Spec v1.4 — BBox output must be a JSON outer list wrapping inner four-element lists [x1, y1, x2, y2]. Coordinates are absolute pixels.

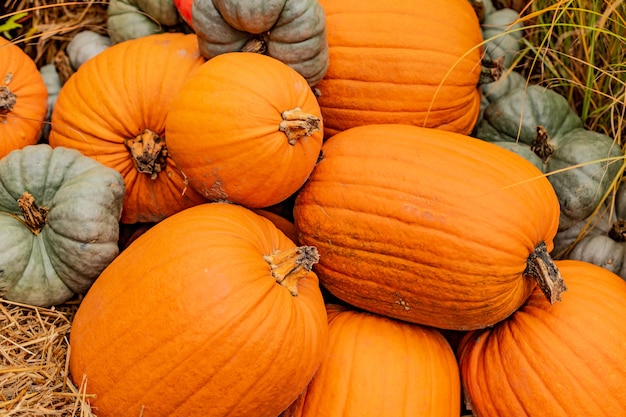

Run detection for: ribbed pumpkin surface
[[165, 52, 323, 209], [281, 304, 461, 417], [0, 37, 48, 157], [69, 203, 328, 417], [49, 33, 208, 224], [458, 260, 626, 416], [315, 0, 483, 138], [293, 124, 561, 330]]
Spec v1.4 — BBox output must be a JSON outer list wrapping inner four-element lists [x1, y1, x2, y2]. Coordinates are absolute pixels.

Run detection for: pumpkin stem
[[524, 241, 567, 304], [264, 246, 319, 296], [0, 85, 16, 115], [479, 56, 505, 85], [241, 35, 268, 54], [278, 108, 322, 145], [609, 220, 626, 242], [18, 192, 49, 235], [123, 129, 167, 180], [530, 125, 554, 163]]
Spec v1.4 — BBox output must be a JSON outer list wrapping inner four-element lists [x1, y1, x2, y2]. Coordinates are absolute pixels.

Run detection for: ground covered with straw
[[0, 297, 95, 416]]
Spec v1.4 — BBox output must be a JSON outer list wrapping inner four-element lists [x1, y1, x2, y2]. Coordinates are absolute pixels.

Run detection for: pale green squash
[[0, 144, 125, 306]]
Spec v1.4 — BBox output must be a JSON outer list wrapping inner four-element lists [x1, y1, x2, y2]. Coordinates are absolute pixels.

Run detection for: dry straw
[[0, 298, 96, 416], [2, 0, 108, 65]]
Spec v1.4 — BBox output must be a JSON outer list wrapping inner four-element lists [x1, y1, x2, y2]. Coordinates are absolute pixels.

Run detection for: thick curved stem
[[524, 241, 566, 304], [18, 192, 49, 235], [123, 129, 167, 180], [279, 108, 322, 145], [264, 246, 319, 296]]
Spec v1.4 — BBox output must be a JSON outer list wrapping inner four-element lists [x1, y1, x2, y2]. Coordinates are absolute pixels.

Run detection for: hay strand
[[0, 298, 96, 416]]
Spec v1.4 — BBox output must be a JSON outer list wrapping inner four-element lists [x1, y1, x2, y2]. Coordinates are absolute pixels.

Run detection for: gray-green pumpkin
[[474, 84, 624, 231], [39, 64, 62, 143], [481, 4, 523, 69], [0, 144, 125, 307], [192, 0, 328, 86], [552, 182, 626, 281], [107, 0, 181, 43], [67, 30, 112, 69]]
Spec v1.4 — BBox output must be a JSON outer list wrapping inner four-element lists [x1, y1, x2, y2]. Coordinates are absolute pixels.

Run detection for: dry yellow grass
[[0, 298, 96, 416], [2, 0, 108, 65]]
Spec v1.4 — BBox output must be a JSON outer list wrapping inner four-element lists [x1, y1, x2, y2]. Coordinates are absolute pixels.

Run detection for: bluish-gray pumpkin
[[191, 0, 328, 86], [474, 84, 624, 231], [552, 182, 626, 281], [0, 144, 125, 306]]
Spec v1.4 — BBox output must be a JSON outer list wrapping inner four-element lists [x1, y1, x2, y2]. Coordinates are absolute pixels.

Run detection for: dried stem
[[123, 129, 167, 180], [278, 108, 322, 145], [524, 241, 567, 304], [264, 246, 319, 296], [17, 192, 49, 235]]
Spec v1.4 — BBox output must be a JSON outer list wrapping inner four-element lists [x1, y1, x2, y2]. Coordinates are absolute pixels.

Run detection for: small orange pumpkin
[[0, 37, 48, 157], [48, 33, 208, 224], [294, 124, 563, 330], [458, 260, 626, 416], [281, 304, 461, 417], [315, 0, 484, 138], [165, 52, 324, 209], [69, 202, 328, 417]]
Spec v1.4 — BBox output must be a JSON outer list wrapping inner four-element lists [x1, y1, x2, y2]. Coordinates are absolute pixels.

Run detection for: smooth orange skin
[[316, 0, 484, 138], [281, 304, 461, 417], [253, 208, 299, 243], [458, 260, 626, 416], [293, 124, 561, 330], [48, 33, 208, 224], [165, 52, 324, 209], [0, 38, 47, 157], [69, 203, 328, 417]]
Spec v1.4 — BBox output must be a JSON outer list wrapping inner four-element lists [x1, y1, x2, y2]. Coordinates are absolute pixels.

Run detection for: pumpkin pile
[[1, 0, 626, 416]]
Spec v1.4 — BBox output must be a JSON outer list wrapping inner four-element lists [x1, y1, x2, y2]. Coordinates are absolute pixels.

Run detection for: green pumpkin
[[481, 6, 523, 69], [107, 0, 182, 43], [67, 30, 112, 69], [39, 64, 62, 143], [552, 183, 626, 280], [192, 0, 328, 86], [470, 0, 523, 68], [0, 144, 125, 307], [474, 84, 624, 231]]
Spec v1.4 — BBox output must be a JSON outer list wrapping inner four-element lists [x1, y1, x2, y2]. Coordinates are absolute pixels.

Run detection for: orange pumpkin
[[165, 52, 324, 209], [458, 260, 626, 416], [48, 33, 207, 224], [293, 124, 563, 330], [281, 304, 461, 417], [315, 0, 484, 138], [69, 202, 328, 417], [0, 37, 48, 157]]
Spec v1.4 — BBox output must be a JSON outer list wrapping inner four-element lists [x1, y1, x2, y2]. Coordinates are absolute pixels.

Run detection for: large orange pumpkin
[[48, 33, 207, 224], [458, 260, 626, 416], [293, 124, 563, 330], [69, 202, 328, 417], [281, 304, 461, 417], [0, 37, 48, 157], [315, 0, 484, 138], [165, 52, 323, 209]]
